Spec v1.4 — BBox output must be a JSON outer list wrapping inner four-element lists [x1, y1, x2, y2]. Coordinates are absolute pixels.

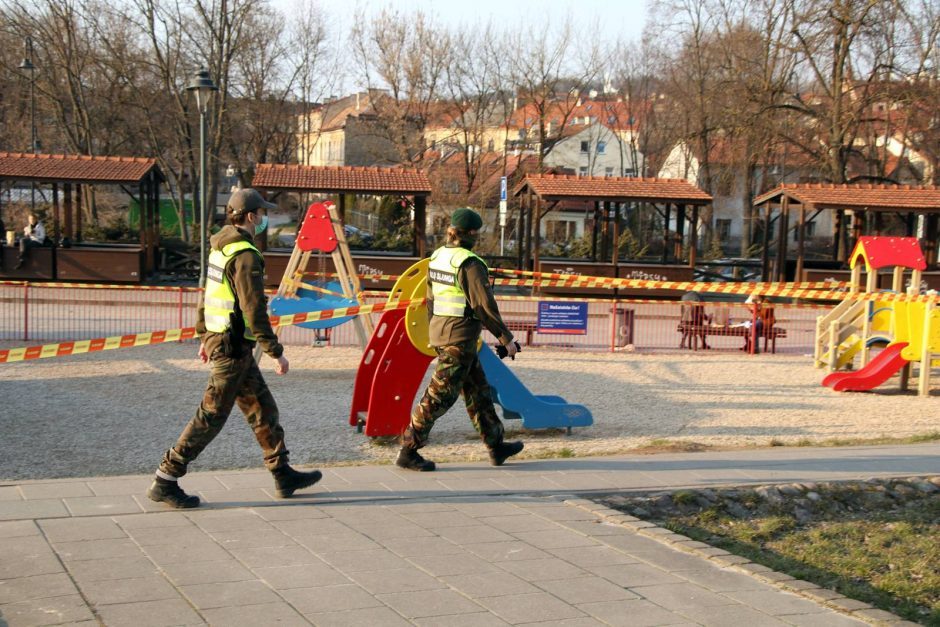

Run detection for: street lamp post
[[18, 36, 39, 213], [186, 67, 218, 287]]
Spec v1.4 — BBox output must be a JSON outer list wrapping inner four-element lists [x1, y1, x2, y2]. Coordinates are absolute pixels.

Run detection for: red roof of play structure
[[849, 236, 926, 270]]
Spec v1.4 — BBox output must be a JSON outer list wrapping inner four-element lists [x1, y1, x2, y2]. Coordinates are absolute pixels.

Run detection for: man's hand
[[197, 343, 209, 363], [496, 341, 521, 360], [275, 355, 290, 375]]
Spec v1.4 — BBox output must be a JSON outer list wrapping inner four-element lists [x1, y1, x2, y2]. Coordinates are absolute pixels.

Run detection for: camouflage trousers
[[402, 339, 504, 450], [158, 352, 288, 478]]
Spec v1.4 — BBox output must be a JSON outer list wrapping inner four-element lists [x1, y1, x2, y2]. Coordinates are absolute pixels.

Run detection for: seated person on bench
[[15, 213, 46, 270], [743, 294, 775, 353]]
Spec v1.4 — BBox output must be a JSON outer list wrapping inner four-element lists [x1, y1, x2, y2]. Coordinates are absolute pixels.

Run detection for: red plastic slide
[[821, 343, 909, 392]]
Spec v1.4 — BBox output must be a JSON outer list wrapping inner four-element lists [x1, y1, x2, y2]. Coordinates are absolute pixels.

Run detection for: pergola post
[[413, 195, 426, 257], [64, 183, 73, 240], [833, 209, 844, 261], [76, 184, 83, 242], [796, 204, 806, 282], [760, 202, 772, 280], [661, 203, 671, 264], [775, 196, 789, 281], [52, 183, 60, 244], [688, 205, 699, 268], [337, 193, 346, 222], [925, 214, 939, 268], [531, 195, 540, 272], [675, 203, 686, 261], [591, 201, 600, 262]]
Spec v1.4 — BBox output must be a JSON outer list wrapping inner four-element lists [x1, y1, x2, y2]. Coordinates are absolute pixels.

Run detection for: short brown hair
[[446, 226, 477, 245]]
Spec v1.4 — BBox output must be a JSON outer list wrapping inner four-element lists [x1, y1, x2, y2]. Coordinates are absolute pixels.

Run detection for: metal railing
[[1, 281, 826, 355]]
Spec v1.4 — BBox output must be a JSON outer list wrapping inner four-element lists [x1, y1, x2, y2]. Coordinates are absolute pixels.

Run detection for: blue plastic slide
[[478, 344, 593, 431]]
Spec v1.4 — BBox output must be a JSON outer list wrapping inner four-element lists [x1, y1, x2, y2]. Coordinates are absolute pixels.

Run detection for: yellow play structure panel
[[387, 259, 435, 357]]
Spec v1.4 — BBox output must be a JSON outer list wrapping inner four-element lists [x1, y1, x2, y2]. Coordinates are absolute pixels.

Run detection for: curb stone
[[553, 494, 911, 626]]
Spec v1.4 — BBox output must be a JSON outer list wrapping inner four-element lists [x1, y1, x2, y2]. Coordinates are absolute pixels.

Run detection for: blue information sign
[[537, 301, 588, 335]]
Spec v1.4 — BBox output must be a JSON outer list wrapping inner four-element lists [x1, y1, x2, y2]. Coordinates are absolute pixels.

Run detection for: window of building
[[597, 141, 606, 154], [545, 219, 577, 242], [580, 140, 589, 153], [716, 219, 732, 243], [794, 221, 816, 241], [605, 167, 614, 177], [487, 139, 494, 152], [579, 166, 588, 176]]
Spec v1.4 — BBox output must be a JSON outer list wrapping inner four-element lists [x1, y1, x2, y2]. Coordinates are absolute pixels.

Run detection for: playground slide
[[822, 343, 910, 392], [478, 345, 593, 430]]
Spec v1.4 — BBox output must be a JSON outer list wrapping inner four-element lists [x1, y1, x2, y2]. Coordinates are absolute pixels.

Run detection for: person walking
[[148, 189, 322, 508], [396, 207, 524, 472]]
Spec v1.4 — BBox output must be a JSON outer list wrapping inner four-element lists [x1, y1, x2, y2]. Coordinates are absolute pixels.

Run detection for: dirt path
[[0, 344, 935, 480]]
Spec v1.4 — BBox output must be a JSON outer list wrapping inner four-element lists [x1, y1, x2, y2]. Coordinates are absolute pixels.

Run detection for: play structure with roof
[[815, 236, 939, 395], [349, 259, 593, 437]]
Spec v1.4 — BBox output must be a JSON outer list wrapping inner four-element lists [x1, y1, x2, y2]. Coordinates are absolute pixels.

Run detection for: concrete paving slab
[[158, 559, 255, 586], [75, 574, 179, 606], [376, 588, 486, 619], [63, 495, 143, 517], [303, 605, 412, 627], [278, 583, 382, 614], [200, 601, 308, 626], [93, 598, 206, 627], [39, 517, 126, 543], [19, 482, 94, 499], [0, 593, 95, 626], [65, 556, 159, 583], [178, 579, 279, 610], [0, 573, 78, 604], [252, 563, 350, 590], [0, 445, 932, 626], [0, 498, 69, 521], [495, 558, 591, 583], [441, 571, 541, 598], [477, 591, 588, 624]]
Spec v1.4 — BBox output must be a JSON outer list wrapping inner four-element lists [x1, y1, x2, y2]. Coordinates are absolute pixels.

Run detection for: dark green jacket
[[196, 225, 283, 359], [428, 245, 514, 347]]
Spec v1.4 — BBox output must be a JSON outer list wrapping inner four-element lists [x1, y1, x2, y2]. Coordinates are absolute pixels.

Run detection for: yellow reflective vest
[[203, 240, 260, 340], [428, 245, 487, 317]]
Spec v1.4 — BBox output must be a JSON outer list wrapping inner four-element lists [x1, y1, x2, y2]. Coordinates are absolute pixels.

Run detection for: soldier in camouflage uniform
[[397, 207, 524, 471], [147, 189, 322, 508]]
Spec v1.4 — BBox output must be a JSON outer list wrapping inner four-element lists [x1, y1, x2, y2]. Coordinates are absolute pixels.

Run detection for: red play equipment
[[349, 309, 434, 436]]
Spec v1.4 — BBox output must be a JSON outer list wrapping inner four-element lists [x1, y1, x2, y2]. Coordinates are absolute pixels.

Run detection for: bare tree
[[350, 8, 453, 166]]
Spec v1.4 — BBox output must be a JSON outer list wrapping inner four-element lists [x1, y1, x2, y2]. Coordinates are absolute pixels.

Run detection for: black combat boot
[[395, 447, 436, 471], [147, 477, 200, 509], [272, 465, 322, 498], [489, 441, 524, 466]]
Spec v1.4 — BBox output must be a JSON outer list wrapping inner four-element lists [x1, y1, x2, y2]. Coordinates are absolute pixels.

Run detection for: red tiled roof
[[253, 164, 432, 194], [754, 183, 940, 211], [516, 174, 712, 204], [850, 236, 926, 271], [0, 152, 160, 183]]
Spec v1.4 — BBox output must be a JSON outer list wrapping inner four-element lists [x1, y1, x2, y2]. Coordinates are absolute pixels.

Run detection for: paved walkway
[[1, 443, 935, 626]]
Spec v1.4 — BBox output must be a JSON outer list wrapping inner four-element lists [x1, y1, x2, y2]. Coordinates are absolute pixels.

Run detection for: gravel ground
[[1, 343, 936, 480]]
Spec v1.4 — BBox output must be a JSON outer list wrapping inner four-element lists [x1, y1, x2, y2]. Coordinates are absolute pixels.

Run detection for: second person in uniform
[[397, 207, 524, 471]]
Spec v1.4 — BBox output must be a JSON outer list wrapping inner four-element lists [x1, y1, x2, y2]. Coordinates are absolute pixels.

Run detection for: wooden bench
[[677, 323, 787, 353]]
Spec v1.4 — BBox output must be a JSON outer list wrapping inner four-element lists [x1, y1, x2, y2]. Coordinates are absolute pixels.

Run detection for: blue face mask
[[254, 214, 268, 235]]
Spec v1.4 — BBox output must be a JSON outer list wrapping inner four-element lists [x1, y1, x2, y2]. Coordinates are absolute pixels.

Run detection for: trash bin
[[611, 307, 635, 347]]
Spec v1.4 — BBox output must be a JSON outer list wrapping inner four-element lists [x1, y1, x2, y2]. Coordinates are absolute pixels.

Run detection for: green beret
[[451, 207, 483, 231]]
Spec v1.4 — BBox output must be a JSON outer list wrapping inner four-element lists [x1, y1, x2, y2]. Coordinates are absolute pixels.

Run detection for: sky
[[276, 0, 649, 47]]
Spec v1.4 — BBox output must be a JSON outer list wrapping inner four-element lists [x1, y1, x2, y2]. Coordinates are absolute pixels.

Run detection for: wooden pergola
[[252, 164, 433, 257], [754, 183, 940, 281], [0, 152, 164, 272], [513, 174, 713, 269]]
